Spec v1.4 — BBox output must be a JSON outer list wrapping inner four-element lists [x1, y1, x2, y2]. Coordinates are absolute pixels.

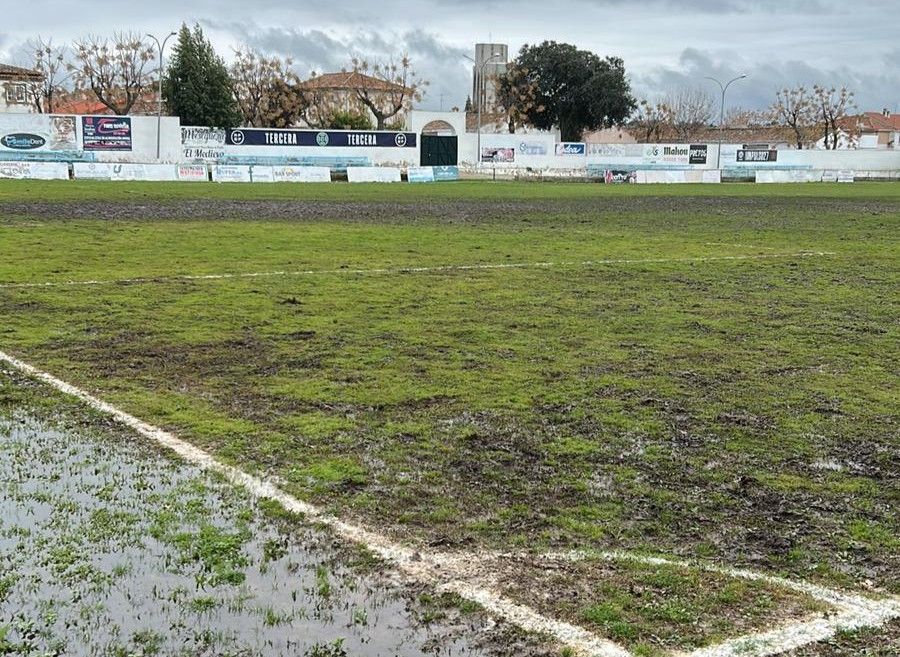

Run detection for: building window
[[5, 83, 28, 104]]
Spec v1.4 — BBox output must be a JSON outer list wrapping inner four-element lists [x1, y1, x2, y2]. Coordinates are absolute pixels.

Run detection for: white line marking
[[530, 551, 900, 657], [704, 242, 778, 251], [0, 350, 630, 657], [0, 252, 836, 290], [4, 350, 894, 657]]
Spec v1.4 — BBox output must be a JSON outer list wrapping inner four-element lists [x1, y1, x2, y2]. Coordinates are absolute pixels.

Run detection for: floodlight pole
[[704, 74, 748, 170], [465, 52, 503, 169], [147, 31, 177, 161]]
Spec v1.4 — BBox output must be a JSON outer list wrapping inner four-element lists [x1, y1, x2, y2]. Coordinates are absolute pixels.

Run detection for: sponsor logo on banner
[[587, 143, 644, 157], [225, 129, 416, 148], [0, 161, 69, 180], [0, 133, 46, 150], [644, 144, 701, 165], [481, 147, 515, 163], [407, 167, 435, 183], [181, 127, 226, 161], [518, 141, 548, 155], [177, 165, 208, 181], [555, 142, 586, 156], [737, 149, 778, 163], [604, 170, 637, 184], [689, 144, 708, 165], [82, 117, 132, 151], [433, 166, 460, 182]]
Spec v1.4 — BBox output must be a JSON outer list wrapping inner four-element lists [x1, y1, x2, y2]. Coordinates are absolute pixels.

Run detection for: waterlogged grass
[[0, 181, 898, 651], [0, 381, 538, 657]]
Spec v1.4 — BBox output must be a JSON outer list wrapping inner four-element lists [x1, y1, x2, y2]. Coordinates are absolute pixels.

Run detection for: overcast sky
[[2, 0, 897, 114]]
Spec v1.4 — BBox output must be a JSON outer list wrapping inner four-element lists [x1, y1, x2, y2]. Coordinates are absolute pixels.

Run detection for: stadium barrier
[[0, 161, 69, 180], [347, 167, 402, 183]]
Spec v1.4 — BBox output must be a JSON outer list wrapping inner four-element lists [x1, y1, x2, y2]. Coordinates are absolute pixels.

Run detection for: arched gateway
[[420, 120, 458, 166]]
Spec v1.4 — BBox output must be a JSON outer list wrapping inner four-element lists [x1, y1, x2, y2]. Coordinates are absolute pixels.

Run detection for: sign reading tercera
[[737, 149, 778, 163], [82, 117, 132, 151], [226, 129, 416, 148]]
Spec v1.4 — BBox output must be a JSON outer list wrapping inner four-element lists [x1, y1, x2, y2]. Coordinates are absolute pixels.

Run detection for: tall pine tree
[[163, 24, 242, 128]]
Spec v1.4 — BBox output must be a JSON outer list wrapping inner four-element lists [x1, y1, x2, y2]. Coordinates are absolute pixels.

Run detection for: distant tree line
[[18, 24, 425, 130], [17, 29, 859, 144]]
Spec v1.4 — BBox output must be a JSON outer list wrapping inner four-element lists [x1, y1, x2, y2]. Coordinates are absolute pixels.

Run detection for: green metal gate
[[420, 135, 458, 166]]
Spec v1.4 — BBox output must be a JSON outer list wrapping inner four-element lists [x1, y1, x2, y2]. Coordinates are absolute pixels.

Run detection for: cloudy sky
[[1, 0, 897, 114]]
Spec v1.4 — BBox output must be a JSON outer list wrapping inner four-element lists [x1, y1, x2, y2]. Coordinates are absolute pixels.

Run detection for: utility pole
[[704, 74, 748, 170], [147, 31, 177, 161], [464, 51, 503, 168]]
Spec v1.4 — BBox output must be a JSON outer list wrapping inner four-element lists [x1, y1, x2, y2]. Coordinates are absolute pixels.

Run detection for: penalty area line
[[0, 251, 837, 290]]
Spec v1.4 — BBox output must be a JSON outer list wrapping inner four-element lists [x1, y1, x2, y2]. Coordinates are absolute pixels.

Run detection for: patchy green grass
[[492, 555, 827, 654], [1, 180, 898, 608]]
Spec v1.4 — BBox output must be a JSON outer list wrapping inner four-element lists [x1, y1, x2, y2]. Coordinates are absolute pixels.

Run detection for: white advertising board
[[272, 166, 331, 183], [181, 127, 226, 161], [177, 164, 208, 182], [0, 161, 69, 180], [407, 167, 436, 183], [212, 165, 252, 183], [0, 115, 79, 153], [347, 166, 401, 183]]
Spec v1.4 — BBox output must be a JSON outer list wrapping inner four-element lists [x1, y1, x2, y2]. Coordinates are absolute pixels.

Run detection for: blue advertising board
[[82, 117, 132, 151], [226, 129, 417, 148], [432, 166, 460, 182]]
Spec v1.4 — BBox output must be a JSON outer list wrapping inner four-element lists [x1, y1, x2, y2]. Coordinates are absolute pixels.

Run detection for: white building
[[0, 64, 42, 113]]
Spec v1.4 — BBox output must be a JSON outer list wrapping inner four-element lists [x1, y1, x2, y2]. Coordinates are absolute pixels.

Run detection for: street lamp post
[[704, 74, 748, 170], [147, 31, 177, 161], [464, 51, 503, 168]]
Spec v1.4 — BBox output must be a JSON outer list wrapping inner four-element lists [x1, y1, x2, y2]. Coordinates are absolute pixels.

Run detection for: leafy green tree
[[327, 110, 373, 130], [504, 41, 635, 141], [163, 24, 242, 128]]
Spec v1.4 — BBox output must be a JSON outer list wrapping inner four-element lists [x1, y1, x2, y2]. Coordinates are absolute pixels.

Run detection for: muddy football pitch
[[1, 180, 898, 656]]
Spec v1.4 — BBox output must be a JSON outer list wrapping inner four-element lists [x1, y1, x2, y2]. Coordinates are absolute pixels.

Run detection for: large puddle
[[0, 415, 534, 657]]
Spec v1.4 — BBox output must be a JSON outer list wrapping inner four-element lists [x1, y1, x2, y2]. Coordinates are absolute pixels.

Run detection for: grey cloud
[[635, 48, 900, 113]]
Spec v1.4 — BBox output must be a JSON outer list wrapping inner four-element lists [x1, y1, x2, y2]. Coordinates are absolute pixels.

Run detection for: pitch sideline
[[0, 251, 836, 290]]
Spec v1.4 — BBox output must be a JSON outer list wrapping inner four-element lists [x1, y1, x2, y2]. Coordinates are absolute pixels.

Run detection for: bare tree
[[350, 54, 425, 130], [813, 85, 855, 150], [22, 37, 71, 113], [770, 86, 817, 149], [631, 100, 673, 142], [663, 87, 715, 141], [230, 48, 303, 127], [70, 32, 155, 115]]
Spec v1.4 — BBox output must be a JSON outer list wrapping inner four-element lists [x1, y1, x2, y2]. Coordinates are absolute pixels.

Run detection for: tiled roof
[[856, 111, 900, 132], [298, 71, 408, 93], [0, 63, 43, 81]]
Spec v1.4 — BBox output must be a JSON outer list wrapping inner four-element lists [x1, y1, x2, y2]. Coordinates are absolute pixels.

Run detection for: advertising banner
[[73, 162, 113, 180], [181, 127, 226, 161], [642, 144, 700, 165], [0, 115, 78, 152], [212, 165, 252, 183], [603, 170, 637, 184], [82, 117, 132, 151], [347, 167, 402, 183], [481, 147, 515, 163], [407, 167, 436, 183], [0, 161, 69, 180], [226, 128, 416, 148], [555, 142, 586, 156], [587, 143, 644, 158], [177, 164, 209, 182], [689, 145, 708, 165], [432, 166, 460, 182], [736, 149, 778, 163], [518, 141, 548, 155], [272, 166, 332, 183]]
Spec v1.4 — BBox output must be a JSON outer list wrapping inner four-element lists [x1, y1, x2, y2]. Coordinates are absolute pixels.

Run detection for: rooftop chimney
[[884, 108, 891, 117]]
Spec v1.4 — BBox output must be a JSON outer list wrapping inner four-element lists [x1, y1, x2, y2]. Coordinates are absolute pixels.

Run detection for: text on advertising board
[[226, 129, 416, 148], [82, 117, 133, 151]]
